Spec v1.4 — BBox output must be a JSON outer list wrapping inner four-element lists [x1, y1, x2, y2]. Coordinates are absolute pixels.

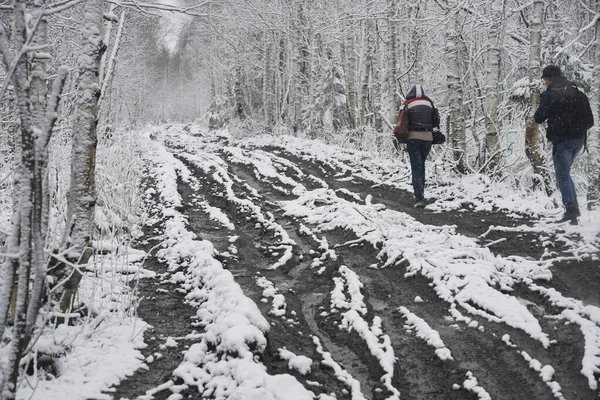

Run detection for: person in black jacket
[[404, 84, 440, 208], [534, 65, 594, 225]]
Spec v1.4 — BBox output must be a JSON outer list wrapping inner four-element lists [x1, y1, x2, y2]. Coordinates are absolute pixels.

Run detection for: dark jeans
[[407, 139, 432, 201], [552, 138, 584, 209]]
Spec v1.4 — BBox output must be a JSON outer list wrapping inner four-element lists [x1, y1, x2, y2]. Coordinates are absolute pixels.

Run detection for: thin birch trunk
[[360, 23, 373, 127], [483, 1, 503, 172], [525, 0, 550, 190], [234, 63, 245, 120], [0, 14, 19, 345], [59, 0, 105, 312], [344, 33, 357, 129], [589, 14, 600, 209], [0, 8, 67, 392], [373, 21, 382, 133], [1, 1, 35, 394], [100, 10, 126, 105], [294, 49, 303, 134], [293, 2, 309, 134], [387, 0, 398, 123], [98, 4, 116, 85], [263, 36, 274, 132], [446, 10, 467, 173], [277, 34, 285, 123], [28, 67, 68, 334]]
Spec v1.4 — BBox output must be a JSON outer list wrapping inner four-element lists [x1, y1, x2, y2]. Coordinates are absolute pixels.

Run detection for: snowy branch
[[0, 8, 45, 102], [105, 0, 209, 17], [44, 0, 85, 15], [554, 14, 600, 60], [0, 22, 14, 92], [99, 10, 126, 103], [38, 66, 69, 151]]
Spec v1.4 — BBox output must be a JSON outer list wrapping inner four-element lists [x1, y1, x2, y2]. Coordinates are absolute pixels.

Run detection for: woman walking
[[401, 84, 440, 208]]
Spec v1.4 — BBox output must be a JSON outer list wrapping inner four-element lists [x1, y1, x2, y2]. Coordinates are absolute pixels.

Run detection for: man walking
[[534, 65, 594, 225]]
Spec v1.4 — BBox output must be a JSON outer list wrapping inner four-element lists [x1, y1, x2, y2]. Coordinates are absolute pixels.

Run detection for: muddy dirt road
[[113, 126, 600, 400]]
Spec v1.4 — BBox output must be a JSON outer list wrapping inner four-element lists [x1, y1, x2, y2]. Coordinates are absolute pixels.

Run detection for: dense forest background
[[0, 0, 599, 397]]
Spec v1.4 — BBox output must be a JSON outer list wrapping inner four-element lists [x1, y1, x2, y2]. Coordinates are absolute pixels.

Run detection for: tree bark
[[293, 1, 309, 134], [263, 35, 274, 132], [360, 22, 373, 127], [525, 0, 550, 191], [483, 0, 503, 172], [343, 33, 357, 129], [372, 21, 383, 133], [387, 0, 399, 123], [588, 11, 600, 209], [59, 0, 105, 312], [2, 1, 36, 393], [234, 63, 246, 120], [446, 9, 467, 173]]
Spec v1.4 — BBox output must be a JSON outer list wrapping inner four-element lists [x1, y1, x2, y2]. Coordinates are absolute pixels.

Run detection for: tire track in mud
[[258, 146, 598, 400], [175, 156, 374, 398], [231, 152, 560, 399], [175, 152, 480, 399], [265, 147, 600, 311], [110, 177, 205, 400], [158, 139, 598, 399]]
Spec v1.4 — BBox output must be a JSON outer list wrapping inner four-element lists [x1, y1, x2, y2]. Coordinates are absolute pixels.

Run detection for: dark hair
[[541, 65, 562, 79]]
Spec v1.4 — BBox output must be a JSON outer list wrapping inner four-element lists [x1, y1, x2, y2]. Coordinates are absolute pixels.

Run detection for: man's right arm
[[534, 92, 552, 124]]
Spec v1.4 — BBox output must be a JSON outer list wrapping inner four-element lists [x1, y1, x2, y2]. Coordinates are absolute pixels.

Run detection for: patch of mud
[[114, 140, 599, 400], [109, 230, 198, 400]]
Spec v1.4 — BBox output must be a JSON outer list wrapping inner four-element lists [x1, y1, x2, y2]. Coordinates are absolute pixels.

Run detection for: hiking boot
[[556, 206, 579, 225], [414, 200, 426, 209]]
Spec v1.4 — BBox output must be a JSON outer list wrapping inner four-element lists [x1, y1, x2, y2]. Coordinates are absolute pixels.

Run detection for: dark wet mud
[[111, 140, 599, 400]]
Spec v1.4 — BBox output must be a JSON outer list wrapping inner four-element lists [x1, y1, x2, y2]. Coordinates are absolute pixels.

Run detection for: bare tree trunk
[[263, 36, 274, 132], [360, 22, 373, 127], [277, 34, 286, 124], [310, 33, 323, 138], [0, 13, 21, 346], [98, 4, 116, 85], [588, 12, 600, 209], [234, 63, 246, 120], [525, 0, 550, 190], [293, 44, 303, 134], [387, 0, 399, 123], [446, 10, 467, 173], [59, 0, 105, 312], [343, 33, 357, 129], [100, 10, 126, 104], [372, 22, 383, 133], [1, 1, 35, 393], [0, 1, 64, 394], [483, 0, 503, 172], [293, 1, 309, 134]]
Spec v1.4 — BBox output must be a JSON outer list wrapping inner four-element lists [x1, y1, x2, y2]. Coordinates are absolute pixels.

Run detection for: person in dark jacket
[[404, 84, 440, 208], [534, 65, 593, 225]]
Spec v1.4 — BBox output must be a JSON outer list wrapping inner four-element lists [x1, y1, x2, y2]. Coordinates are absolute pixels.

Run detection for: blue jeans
[[552, 138, 584, 208], [407, 139, 432, 201]]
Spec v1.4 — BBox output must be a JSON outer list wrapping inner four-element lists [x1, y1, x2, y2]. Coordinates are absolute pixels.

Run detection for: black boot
[[556, 206, 579, 225]]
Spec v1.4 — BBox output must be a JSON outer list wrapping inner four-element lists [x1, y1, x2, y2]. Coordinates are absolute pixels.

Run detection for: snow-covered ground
[[10, 123, 600, 399]]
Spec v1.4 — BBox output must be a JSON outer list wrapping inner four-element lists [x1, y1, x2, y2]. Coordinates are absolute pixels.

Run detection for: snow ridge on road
[[146, 137, 314, 399], [399, 306, 453, 361], [331, 265, 400, 399], [284, 188, 552, 346], [178, 150, 296, 270], [147, 125, 600, 398]]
